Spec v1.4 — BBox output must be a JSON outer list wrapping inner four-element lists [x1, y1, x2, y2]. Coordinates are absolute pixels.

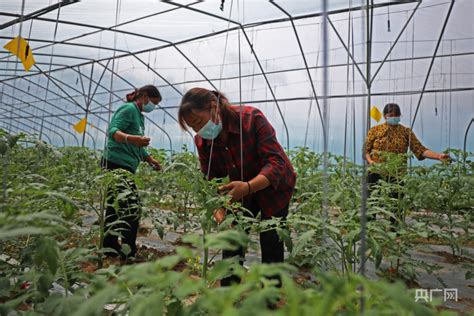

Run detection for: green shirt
[[104, 102, 149, 173]]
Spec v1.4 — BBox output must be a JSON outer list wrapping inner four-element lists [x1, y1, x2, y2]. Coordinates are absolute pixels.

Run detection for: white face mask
[[197, 107, 222, 140], [386, 117, 400, 125], [197, 119, 222, 140], [142, 102, 155, 113]]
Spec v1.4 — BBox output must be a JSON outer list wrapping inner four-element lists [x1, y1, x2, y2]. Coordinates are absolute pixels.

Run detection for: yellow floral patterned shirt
[[365, 122, 428, 163]]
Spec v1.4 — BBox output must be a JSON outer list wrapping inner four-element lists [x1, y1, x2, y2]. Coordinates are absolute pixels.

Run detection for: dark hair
[[178, 87, 238, 131], [126, 85, 161, 102], [383, 103, 401, 116]]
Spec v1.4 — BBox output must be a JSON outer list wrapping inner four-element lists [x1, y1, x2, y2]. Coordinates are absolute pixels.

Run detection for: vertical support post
[[82, 63, 95, 147], [360, 0, 374, 313]]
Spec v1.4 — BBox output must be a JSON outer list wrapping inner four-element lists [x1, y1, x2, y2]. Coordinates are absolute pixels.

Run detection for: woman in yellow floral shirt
[[364, 103, 448, 222], [365, 103, 448, 165]]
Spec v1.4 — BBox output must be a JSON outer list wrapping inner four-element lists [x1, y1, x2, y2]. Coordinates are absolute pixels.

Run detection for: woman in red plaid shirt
[[178, 87, 296, 286]]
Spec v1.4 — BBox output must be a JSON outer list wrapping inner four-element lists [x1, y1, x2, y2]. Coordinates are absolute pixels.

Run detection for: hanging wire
[[303, 35, 322, 149], [237, 0, 244, 184], [449, 39, 453, 149], [351, 1, 357, 167], [387, 5, 391, 32], [8, 0, 26, 133], [321, 0, 330, 272], [206, 0, 235, 180], [343, 0, 353, 178], [103, 0, 122, 166], [39, 1, 62, 142], [303, 97, 313, 148]]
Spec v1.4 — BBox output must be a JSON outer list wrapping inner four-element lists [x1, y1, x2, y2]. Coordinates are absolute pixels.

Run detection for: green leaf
[[0, 227, 50, 240], [155, 222, 165, 240], [291, 230, 315, 257], [35, 237, 59, 275], [71, 286, 119, 316], [204, 230, 249, 251]]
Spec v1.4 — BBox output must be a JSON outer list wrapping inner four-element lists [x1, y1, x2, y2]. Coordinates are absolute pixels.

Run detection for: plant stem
[[202, 230, 208, 280], [2, 150, 9, 203]]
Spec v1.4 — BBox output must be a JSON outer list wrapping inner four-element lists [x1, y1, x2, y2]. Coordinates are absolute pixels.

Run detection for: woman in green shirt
[[101, 85, 162, 259]]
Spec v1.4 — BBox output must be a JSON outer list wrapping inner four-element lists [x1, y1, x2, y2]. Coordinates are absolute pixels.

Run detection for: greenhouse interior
[[0, 0, 473, 314]]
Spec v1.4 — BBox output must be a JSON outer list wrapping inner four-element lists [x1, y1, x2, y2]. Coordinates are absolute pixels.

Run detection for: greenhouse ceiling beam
[[0, 0, 419, 85], [0, 51, 95, 62], [2, 36, 472, 85], [61, 62, 180, 151], [0, 61, 66, 68], [1, 9, 220, 120], [0, 101, 79, 146], [0, 112, 65, 146], [0, 80, 106, 138], [370, 1, 421, 85], [18, 66, 122, 133], [69, 67, 123, 110], [0, 94, 88, 146], [411, 0, 455, 129], [0, 118, 54, 145], [163, 0, 291, 149], [144, 116, 173, 153], [5, 85, 474, 117], [20, 76, 111, 127], [327, 16, 367, 83], [270, 0, 326, 143], [100, 56, 196, 145], [33, 64, 89, 112], [0, 36, 130, 55], [153, 86, 474, 106], [84, 59, 196, 150], [146, 51, 474, 91], [0, 1, 202, 64], [0, 0, 78, 30], [79, 62, 108, 147]]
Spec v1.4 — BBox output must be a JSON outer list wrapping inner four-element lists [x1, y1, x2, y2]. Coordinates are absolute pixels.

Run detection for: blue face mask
[[142, 102, 156, 113], [198, 119, 222, 140], [386, 117, 400, 125]]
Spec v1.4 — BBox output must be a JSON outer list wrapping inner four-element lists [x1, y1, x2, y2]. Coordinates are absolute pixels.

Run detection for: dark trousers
[[367, 172, 403, 226], [100, 159, 141, 258], [221, 196, 288, 286]]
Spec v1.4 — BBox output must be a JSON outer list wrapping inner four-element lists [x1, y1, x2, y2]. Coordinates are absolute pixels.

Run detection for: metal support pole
[[270, 1, 326, 141], [411, 1, 455, 129], [370, 1, 421, 85], [82, 63, 95, 147], [463, 118, 474, 167], [360, 0, 374, 313]]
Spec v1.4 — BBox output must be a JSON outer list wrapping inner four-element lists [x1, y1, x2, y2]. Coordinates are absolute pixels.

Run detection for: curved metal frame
[[0, 0, 469, 151], [0, 110, 69, 146], [463, 118, 474, 166]]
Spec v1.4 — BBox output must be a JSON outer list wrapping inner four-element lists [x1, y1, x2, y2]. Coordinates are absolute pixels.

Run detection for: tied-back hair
[[125, 85, 162, 102], [178, 87, 238, 131], [383, 103, 401, 116]]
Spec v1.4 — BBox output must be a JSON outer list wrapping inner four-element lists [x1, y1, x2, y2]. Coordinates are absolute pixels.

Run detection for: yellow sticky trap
[[370, 106, 382, 122], [3, 36, 36, 72], [73, 118, 87, 133]]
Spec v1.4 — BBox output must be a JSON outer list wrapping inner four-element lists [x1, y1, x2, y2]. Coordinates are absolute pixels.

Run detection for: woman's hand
[[144, 156, 162, 171], [218, 181, 250, 202], [213, 208, 226, 224], [423, 150, 450, 162], [149, 159, 162, 171], [129, 135, 150, 147], [437, 153, 450, 161]]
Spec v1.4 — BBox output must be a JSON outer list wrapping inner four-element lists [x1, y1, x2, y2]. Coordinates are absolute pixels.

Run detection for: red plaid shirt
[[195, 106, 296, 217]]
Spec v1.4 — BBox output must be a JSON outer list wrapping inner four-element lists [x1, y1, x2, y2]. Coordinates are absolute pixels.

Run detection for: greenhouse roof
[[0, 0, 473, 158]]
